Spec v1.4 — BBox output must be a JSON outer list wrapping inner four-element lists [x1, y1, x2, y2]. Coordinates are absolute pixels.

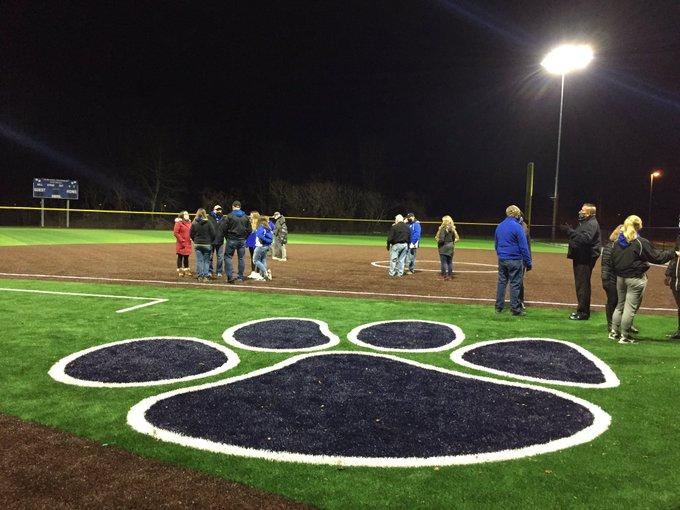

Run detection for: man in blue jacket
[[405, 213, 421, 274], [494, 205, 532, 315]]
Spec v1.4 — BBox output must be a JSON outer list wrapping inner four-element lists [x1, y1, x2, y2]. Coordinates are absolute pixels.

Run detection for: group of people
[[494, 202, 680, 343], [172, 201, 288, 284], [385, 213, 460, 279]]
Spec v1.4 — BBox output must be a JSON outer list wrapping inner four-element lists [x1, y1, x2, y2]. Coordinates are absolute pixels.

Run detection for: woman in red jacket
[[173, 210, 192, 277]]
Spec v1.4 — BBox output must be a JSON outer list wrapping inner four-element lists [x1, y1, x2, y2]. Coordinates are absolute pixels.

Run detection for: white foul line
[[0, 272, 676, 313], [0, 287, 168, 314]]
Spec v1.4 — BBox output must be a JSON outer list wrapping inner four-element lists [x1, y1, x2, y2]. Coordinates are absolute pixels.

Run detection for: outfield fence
[[0, 205, 677, 246]]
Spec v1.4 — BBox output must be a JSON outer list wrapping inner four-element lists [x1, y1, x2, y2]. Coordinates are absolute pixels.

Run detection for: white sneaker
[[252, 273, 265, 281], [266, 269, 272, 281], [246, 271, 257, 279]]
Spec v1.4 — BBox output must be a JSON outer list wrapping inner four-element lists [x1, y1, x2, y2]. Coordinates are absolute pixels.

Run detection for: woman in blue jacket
[[252, 217, 274, 281]]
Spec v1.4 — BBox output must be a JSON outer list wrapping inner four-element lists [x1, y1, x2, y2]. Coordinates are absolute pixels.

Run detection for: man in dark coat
[[563, 203, 602, 320], [665, 214, 680, 339], [220, 200, 252, 283], [386, 214, 411, 277]]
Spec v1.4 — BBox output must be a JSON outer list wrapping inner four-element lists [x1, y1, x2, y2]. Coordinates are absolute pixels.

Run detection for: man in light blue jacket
[[405, 213, 421, 275], [494, 205, 532, 315]]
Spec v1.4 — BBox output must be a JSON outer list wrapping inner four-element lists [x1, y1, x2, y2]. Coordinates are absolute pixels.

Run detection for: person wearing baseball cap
[[208, 205, 225, 278], [405, 212, 421, 274]]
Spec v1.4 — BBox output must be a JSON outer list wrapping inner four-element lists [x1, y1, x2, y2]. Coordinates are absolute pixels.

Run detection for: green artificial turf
[[0, 227, 567, 253], [1, 277, 679, 509]]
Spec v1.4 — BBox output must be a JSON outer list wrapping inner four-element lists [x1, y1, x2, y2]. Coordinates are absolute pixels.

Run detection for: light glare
[[541, 44, 594, 75]]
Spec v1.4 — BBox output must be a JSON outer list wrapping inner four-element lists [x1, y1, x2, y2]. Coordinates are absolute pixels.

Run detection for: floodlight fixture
[[541, 44, 594, 75]]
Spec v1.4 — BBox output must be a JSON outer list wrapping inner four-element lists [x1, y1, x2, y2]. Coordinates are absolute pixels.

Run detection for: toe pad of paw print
[[450, 338, 620, 388], [49, 337, 239, 387], [223, 318, 340, 352], [348, 320, 464, 352]]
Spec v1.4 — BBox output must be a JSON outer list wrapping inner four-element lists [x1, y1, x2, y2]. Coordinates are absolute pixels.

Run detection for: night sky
[[1, 0, 679, 227]]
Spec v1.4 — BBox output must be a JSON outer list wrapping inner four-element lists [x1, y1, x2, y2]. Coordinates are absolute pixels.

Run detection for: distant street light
[[542, 44, 594, 241], [648, 169, 662, 227]]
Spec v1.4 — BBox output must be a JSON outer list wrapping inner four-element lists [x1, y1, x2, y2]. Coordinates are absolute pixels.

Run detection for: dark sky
[[1, 0, 679, 226]]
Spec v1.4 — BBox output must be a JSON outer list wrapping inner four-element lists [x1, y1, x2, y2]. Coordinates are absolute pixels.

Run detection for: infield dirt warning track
[[0, 243, 676, 313]]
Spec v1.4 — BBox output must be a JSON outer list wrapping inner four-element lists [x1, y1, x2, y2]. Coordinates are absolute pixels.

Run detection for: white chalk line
[[371, 260, 497, 274], [0, 272, 676, 312], [0, 286, 168, 314]]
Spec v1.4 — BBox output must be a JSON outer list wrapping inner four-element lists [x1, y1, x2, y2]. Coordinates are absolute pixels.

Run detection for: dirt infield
[[1, 243, 676, 312], [0, 413, 313, 510]]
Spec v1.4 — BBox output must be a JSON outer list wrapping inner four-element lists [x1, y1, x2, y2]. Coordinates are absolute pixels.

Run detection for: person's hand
[[676, 251, 680, 257], [526, 264, 532, 271], [558, 223, 570, 233]]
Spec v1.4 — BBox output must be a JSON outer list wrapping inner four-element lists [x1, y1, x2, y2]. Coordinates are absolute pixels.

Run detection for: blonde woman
[[435, 215, 459, 281], [610, 215, 679, 343]]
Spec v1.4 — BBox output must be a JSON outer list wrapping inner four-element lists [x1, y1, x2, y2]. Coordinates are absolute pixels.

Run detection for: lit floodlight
[[650, 169, 662, 178], [541, 44, 594, 75]]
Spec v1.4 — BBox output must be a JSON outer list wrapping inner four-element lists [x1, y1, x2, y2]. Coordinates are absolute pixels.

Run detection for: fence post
[[66, 200, 70, 228], [40, 199, 45, 228]]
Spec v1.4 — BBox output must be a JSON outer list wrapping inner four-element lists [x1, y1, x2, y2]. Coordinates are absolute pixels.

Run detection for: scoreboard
[[33, 178, 79, 200]]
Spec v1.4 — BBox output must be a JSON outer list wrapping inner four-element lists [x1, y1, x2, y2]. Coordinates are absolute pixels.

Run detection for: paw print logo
[[49, 319, 618, 468]]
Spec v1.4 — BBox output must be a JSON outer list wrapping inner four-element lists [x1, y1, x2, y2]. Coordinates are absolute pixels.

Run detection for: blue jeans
[[194, 245, 212, 278], [440, 254, 452, 276], [253, 246, 269, 277], [209, 243, 224, 275], [406, 247, 418, 271], [496, 258, 524, 313], [389, 243, 408, 276], [225, 239, 246, 280]]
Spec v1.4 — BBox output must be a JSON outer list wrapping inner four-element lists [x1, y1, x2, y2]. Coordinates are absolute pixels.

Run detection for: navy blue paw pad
[[347, 320, 464, 351], [128, 352, 610, 467], [49, 337, 240, 387], [451, 338, 620, 388], [223, 318, 339, 352]]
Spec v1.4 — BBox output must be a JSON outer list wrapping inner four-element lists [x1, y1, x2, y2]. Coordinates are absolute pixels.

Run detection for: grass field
[[2, 276, 680, 509], [0, 227, 567, 253]]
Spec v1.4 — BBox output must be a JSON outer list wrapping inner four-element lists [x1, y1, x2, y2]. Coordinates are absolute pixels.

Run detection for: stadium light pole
[[542, 44, 594, 241], [648, 169, 662, 227]]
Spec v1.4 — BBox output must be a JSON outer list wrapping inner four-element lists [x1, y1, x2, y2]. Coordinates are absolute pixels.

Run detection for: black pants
[[176, 254, 189, 269], [249, 247, 255, 271], [573, 258, 597, 316], [603, 281, 618, 328]]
